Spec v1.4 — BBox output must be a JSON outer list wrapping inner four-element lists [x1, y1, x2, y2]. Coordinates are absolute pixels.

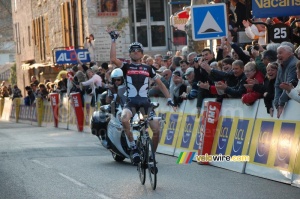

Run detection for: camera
[[194, 56, 202, 63]]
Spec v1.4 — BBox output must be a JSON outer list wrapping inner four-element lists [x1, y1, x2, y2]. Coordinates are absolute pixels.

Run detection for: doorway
[[130, 0, 168, 51]]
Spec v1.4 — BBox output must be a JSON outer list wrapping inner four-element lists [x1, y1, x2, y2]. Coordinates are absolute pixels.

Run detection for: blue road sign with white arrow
[[191, 4, 228, 41]]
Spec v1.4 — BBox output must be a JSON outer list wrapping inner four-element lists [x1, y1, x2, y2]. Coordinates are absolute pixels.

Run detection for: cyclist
[[108, 30, 175, 166]]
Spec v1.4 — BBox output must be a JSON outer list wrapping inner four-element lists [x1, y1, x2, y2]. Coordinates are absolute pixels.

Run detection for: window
[[15, 23, 21, 54], [28, 26, 31, 46]]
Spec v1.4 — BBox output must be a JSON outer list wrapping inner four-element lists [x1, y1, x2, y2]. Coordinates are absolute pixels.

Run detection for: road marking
[[58, 173, 87, 187], [32, 159, 113, 199], [95, 193, 114, 199], [59, 173, 113, 199], [32, 159, 52, 169]]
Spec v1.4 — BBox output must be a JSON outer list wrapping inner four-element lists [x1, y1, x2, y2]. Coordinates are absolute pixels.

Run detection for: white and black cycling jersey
[[120, 62, 158, 98]]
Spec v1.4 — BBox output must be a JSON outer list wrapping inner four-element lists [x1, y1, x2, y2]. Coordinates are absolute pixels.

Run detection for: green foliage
[[9, 63, 16, 85], [107, 17, 129, 35]]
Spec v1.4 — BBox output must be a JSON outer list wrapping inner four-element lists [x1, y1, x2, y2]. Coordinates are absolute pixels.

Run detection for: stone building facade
[[12, 0, 192, 94], [12, 0, 131, 94]]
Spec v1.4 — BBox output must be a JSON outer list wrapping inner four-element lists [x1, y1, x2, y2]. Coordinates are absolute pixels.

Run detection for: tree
[[9, 63, 17, 85], [185, 0, 207, 54]]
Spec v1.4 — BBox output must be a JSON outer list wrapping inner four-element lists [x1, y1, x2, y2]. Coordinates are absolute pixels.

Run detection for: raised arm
[[108, 30, 123, 67]]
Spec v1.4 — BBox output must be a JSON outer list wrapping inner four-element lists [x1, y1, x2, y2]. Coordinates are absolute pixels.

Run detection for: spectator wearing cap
[[180, 68, 198, 100], [243, 19, 266, 46], [149, 69, 171, 97], [169, 70, 187, 107]]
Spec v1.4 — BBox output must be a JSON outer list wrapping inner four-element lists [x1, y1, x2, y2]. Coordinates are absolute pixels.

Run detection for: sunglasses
[[130, 48, 143, 53], [114, 79, 122, 82]]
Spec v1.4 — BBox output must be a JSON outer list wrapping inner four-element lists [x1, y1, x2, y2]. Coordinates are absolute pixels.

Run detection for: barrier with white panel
[[210, 99, 258, 173], [246, 99, 300, 184], [1, 98, 12, 121], [3, 94, 300, 189], [174, 99, 201, 156], [153, 97, 186, 155]]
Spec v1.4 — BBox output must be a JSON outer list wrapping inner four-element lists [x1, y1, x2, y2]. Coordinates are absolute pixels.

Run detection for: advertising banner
[[155, 98, 186, 155], [36, 98, 44, 127], [198, 101, 221, 165], [0, 97, 4, 117], [49, 93, 59, 127], [246, 100, 300, 184], [55, 49, 91, 64], [70, 93, 84, 132], [252, 0, 300, 18], [14, 98, 21, 123], [210, 99, 258, 173]]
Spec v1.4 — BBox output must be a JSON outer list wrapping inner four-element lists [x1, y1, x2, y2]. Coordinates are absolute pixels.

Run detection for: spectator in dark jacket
[[12, 85, 22, 100], [202, 60, 247, 102], [24, 86, 35, 106]]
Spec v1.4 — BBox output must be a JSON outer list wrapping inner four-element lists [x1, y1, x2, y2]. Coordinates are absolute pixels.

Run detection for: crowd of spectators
[[2, 0, 300, 120]]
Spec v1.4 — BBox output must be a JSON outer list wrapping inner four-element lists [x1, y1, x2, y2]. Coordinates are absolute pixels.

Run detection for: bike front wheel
[[137, 139, 146, 185], [147, 138, 157, 190]]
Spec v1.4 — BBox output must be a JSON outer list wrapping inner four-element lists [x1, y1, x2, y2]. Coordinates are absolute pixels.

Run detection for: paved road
[[0, 120, 300, 199]]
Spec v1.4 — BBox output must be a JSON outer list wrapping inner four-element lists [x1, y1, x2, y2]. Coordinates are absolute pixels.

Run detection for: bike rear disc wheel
[[137, 139, 146, 185], [147, 138, 157, 190]]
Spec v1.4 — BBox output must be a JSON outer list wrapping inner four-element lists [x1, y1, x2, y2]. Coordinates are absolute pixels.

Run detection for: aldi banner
[[55, 49, 91, 64], [252, 0, 300, 18]]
